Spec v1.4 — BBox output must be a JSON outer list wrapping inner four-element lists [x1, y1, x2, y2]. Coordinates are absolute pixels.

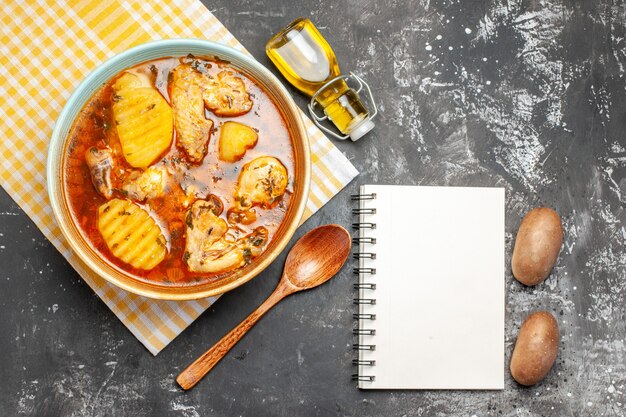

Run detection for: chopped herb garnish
[[243, 248, 252, 264], [251, 236, 265, 247]]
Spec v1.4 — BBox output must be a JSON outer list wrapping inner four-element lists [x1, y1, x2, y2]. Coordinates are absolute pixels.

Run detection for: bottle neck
[[316, 82, 370, 136], [315, 78, 350, 107]]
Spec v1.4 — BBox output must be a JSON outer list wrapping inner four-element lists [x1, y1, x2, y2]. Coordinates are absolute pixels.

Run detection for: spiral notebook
[[352, 185, 505, 389]]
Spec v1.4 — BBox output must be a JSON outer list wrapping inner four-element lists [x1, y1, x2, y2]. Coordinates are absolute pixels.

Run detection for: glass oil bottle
[[266, 18, 377, 141]]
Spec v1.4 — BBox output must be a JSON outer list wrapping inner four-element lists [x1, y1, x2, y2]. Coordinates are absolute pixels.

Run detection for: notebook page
[[358, 185, 505, 389]]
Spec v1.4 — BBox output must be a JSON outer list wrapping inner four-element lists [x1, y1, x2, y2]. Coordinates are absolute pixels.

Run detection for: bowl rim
[[47, 38, 311, 300]]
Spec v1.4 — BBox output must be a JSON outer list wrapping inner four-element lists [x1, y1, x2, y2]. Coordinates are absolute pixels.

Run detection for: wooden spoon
[[176, 224, 351, 390]]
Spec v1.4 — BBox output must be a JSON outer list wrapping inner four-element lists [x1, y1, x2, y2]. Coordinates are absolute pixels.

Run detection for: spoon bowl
[[284, 224, 352, 289], [177, 224, 351, 390]]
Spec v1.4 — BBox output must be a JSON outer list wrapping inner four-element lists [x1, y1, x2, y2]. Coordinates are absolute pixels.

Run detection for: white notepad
[[354, 185, 505, 389]]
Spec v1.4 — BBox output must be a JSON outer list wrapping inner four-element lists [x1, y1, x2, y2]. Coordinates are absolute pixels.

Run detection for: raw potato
[[218, 121, 258, 162], [113, 72, 173, 168], [511, 207, 563, 286], [98, 198, 167, 270], [510, 311, 559, 386]]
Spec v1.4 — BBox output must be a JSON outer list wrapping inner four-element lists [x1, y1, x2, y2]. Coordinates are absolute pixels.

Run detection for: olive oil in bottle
[[266, 18, 376, 141]]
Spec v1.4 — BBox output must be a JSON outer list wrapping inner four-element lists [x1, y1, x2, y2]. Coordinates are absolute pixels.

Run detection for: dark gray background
[[1, 0, 624, 416]]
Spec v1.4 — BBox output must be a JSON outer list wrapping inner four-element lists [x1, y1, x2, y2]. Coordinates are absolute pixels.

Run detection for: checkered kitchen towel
[[0, 0, 358, 354]]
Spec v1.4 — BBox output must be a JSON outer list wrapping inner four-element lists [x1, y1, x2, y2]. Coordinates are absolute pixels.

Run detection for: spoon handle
[[176, 282, 293, 390]]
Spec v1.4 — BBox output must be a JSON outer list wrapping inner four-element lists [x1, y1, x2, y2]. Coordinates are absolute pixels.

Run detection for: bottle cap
[[349, 118, 375, 141]]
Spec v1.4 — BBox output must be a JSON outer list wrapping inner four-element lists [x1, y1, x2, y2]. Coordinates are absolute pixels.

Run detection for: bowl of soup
[[47, 39, 310, 300]]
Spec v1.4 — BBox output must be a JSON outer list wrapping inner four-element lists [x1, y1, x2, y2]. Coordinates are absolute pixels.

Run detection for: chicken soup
[[63, 55, 295, 285]]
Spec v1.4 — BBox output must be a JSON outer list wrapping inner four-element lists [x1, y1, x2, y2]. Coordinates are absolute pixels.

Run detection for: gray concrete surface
[[1, 0, 624, 416]]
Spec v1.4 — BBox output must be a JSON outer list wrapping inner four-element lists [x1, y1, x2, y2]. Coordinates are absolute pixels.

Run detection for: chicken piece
[[184, 197, 268, 273], [85, 147, 114, 199], [234, 157, 288, 209], [121, 166, 169, 201], [184, 197, 227, 271], [202, 70, 253, 117], [169, 64, 254, 161], [170, 64, 214, 162]]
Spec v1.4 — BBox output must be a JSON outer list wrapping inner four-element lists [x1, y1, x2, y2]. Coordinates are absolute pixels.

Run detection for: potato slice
[[112, 72, 173, 168], [97, 198, 167, 270], [218, 121, 258, 162]]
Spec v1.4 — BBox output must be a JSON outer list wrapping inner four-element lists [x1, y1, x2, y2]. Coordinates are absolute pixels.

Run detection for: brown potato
[[511, 207, 563, 286], [510, 311, 559, 386]]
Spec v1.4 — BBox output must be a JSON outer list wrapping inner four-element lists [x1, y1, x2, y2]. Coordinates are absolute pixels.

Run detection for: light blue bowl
[[47, 39, 311, 300]]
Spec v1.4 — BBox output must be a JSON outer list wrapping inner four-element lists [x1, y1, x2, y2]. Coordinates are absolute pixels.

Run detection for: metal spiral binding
[[353, 344, 376, 350], [351, 193, 376, 201], [352, 222, 376, 230], [352, 375, 375, 382], [353, 313, 376, 320], [353, 267, 376, 274], [352, 359, 376, 366], [351, 192, 377, 384], [353, 252, 376, 260], [354, 283, 376, 290], [353, 298, 376, 305], [352, 237, 376, 244], [352, 208, 377, 215], [353, 328, 376, 335]]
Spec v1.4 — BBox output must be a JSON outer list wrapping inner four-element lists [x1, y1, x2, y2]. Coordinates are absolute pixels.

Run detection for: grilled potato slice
[[97, 198, 167, 270], [112, 72, 173, 168], [218, 121, 258, 162]]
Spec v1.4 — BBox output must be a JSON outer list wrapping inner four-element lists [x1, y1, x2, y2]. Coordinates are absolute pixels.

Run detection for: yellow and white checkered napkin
[[0, 0, 358, 355]]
